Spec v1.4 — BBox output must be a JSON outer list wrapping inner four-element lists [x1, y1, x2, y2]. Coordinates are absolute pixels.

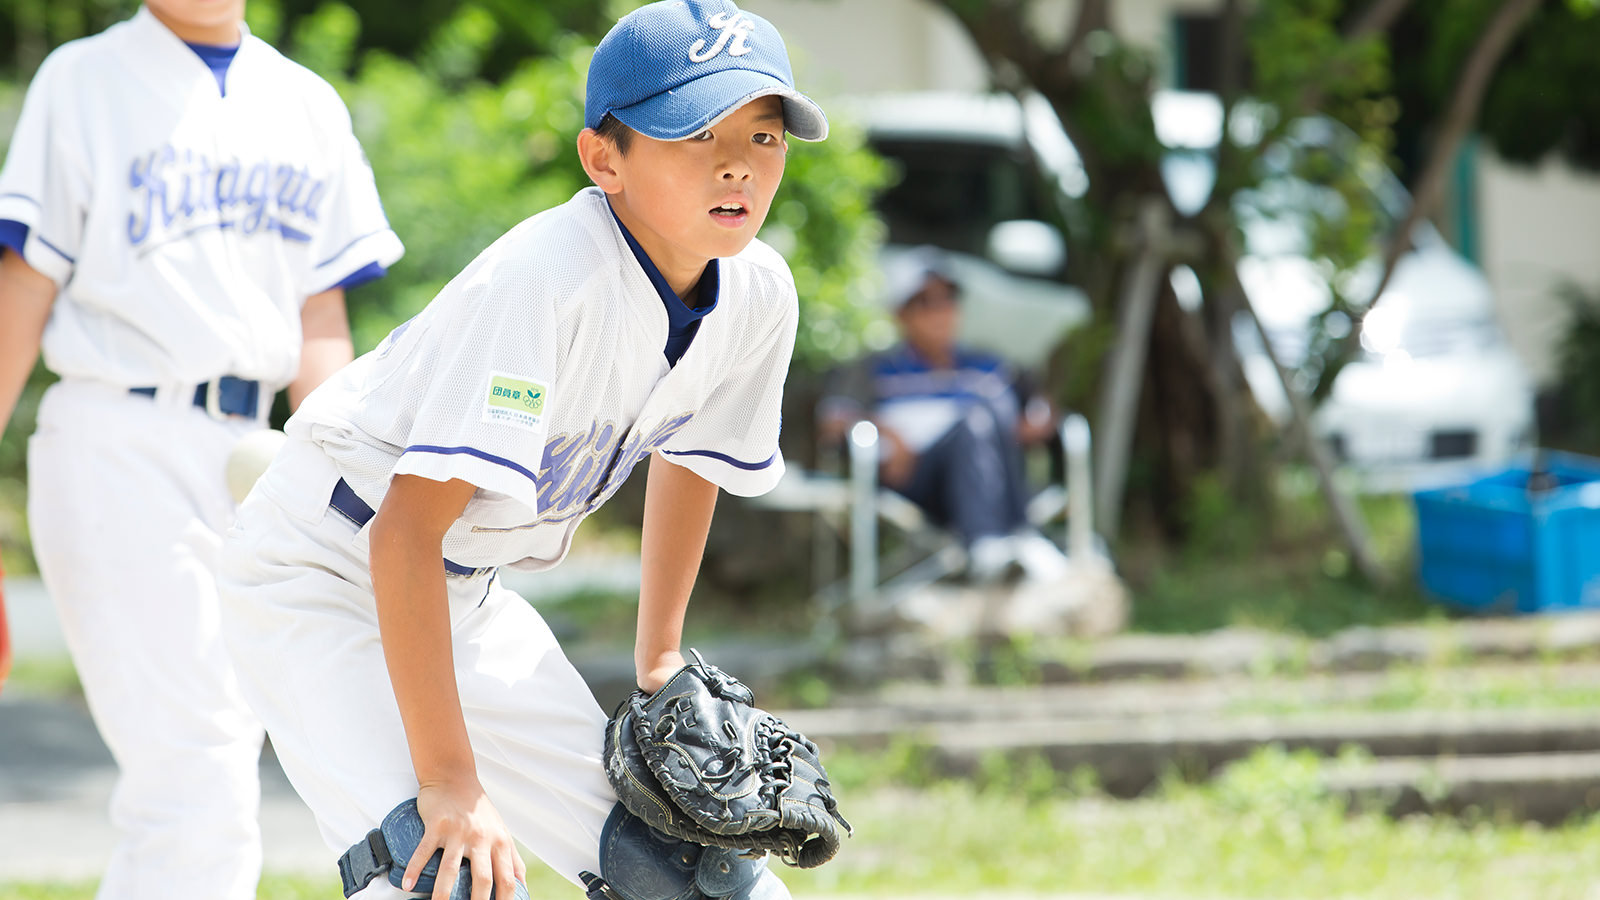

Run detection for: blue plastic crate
[[1413, 451, 1600, 614]]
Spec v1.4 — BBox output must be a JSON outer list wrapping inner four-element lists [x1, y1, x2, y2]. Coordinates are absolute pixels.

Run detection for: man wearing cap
[[821, 247, 1070, 583], [215, 2, 827, 898]]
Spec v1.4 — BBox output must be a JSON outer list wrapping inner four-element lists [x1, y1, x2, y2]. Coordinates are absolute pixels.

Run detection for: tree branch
[[1345, 0, 1417, 39], [923, 0, 1050, 88], [1319, 0, 1545, 396]]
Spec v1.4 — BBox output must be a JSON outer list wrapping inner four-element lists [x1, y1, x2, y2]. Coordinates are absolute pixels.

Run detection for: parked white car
[[1154, 91, 1536, 489], [849, 90, 1536, 489]]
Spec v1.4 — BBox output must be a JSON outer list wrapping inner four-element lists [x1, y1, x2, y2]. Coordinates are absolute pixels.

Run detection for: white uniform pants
[[217, 435, 618, 896], [27, 379, 268, 900]]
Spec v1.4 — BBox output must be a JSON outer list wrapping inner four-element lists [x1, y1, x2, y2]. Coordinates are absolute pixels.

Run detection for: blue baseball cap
[[585, 0, 828, 142]]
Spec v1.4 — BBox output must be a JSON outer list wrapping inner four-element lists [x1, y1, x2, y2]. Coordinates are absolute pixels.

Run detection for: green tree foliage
[[1388, 0, 1600, 174], [285, 2, 887, 360], [0, 1, 889, 571], [0, 0, 624, 78]]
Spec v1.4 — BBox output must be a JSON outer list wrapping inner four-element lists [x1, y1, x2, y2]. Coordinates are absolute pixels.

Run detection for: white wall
[[1477, 150, 1600, 385], [739, 0, 987, 97]]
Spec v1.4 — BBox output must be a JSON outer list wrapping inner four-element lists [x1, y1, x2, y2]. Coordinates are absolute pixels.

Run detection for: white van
[[851, 90, 1536, 489], [847, 92, 1091, 370]]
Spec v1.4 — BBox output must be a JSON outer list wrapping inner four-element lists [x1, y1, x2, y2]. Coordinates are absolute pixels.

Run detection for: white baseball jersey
[[0, 6, 403, 389], [288, 187, 797, 571]]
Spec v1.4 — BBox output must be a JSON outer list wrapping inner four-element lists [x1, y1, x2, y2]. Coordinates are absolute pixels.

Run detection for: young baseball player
[[217, 2, 825, 898], [0, 2, 403, 898]]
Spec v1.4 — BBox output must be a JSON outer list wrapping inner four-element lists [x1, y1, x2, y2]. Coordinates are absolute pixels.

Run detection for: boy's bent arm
[[636, 453, 719, 693], [288, 287, 354, 410], [0, 249, 57, 435], [370, 474, 526, 900]]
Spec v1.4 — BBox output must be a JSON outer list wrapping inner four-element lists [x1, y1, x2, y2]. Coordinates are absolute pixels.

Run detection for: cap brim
[[611, 68, 829, 142]]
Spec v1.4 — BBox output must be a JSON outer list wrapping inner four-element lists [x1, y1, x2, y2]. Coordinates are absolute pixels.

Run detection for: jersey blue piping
[[35, 232, 73, 264], [660, 447, 776, 471], [403, 444, 539, 483], [317, 229, 388, 269]]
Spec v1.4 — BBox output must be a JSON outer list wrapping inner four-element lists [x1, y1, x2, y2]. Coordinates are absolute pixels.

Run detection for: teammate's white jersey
[[286, 187, 797, 572], [0, 7, 403, 389]]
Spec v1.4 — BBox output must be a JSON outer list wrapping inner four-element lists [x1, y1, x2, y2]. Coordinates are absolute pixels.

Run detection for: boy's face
[[146, 0, 245, 42], [598, 96, 789, 291]]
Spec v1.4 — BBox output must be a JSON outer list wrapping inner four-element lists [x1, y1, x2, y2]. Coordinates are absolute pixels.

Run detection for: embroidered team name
[[483, 374, 548, 430], [532, 413, 695, 526], [126, 143, 328, 251], [688, 11, 755, 62]]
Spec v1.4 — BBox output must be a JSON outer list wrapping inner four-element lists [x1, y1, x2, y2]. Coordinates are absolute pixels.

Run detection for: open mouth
[[711, 201, 748, 219]]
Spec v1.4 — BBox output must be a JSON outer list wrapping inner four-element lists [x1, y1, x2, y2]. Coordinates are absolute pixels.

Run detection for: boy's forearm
[[371, 525, 476, 783], [0, 250, 57, 435], [370, 477, 479, 784], [635, 453, 719, 690], [288, 287, 354, 410]]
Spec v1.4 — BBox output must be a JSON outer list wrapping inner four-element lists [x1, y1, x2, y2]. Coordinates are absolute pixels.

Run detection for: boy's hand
[[637, 648, 687, 695], [408, 779, 525, 900]]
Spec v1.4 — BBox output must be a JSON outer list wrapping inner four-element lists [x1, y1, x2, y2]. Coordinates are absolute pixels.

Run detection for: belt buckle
[[201, 380, 229, 421]]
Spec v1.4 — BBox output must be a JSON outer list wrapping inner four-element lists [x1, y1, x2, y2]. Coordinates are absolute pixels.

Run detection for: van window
[[870, 138, 1055, 259]]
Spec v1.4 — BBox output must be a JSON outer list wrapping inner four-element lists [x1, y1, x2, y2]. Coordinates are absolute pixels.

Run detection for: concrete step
[[784, 661, 1600, 733], [784, 706, 1600, 798], [1321, 751, 1600, 825], [846, 612, 1600, 686]]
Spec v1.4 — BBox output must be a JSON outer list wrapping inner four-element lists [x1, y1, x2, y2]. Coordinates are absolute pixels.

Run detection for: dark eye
[[690, 130, 713, 142], [753, 132, 778, 145]]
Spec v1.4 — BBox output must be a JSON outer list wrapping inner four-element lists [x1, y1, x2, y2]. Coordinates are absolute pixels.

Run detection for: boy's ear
[[577, 128, 623, 194]]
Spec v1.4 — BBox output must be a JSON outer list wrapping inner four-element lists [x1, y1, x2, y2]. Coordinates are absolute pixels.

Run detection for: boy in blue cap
[[216, 3, 826, 899]]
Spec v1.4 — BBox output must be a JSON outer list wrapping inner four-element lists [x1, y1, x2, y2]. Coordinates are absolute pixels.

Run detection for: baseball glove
[[602, 651, 850, 869]]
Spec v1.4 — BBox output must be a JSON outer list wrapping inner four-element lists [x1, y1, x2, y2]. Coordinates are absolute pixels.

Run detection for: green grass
[[783, 745, 1600, 900], [1125, 491, 1448, 639], [1223, 661, 1600, 717], [8, 746, 1600, 900]]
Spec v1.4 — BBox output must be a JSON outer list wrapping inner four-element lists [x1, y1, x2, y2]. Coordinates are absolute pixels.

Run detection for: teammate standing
[[0, 2, 403, 898], [217, 2, 824, 898]]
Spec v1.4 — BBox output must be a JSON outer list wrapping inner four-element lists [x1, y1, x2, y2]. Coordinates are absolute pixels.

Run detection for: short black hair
[[595, 113, 634, 155]]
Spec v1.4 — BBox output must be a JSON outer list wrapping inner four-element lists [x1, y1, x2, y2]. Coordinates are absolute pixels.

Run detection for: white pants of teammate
[[216, 435, 618, 896], [28, 379, 268, 900]]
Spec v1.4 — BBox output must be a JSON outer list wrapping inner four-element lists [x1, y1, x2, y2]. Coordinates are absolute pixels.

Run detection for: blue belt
[[329, 478, 492, 578], [130, 376, 262, 419]]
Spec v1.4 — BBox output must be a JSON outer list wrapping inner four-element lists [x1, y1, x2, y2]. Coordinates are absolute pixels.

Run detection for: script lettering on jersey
[[688, 12, 755, 62], [530, 413, 695, 526], [126, 143, 327, 253]]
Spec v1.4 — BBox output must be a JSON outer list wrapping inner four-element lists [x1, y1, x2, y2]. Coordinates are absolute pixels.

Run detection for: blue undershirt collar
[[606, 201, 720, 367], [185, 40, 240, 97]]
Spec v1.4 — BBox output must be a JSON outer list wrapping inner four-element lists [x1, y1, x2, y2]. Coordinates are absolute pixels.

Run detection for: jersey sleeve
[[658, 297, 798, 497], [0, 50, 92, 285], [303, 95, 403, 297], [388, 267, 557, 524]]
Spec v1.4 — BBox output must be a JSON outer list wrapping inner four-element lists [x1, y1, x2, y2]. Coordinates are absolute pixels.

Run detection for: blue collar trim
[[606, 202, 720, 327], [185, 40, 240, 96]]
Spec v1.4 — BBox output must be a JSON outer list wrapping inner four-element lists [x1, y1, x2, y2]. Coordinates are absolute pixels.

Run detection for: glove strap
[[579, 870, 625, 900], [338, 828, 394, 898]]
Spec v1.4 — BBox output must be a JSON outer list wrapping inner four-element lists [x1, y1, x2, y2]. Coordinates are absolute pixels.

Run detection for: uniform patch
[[483, 373, 549, 431]]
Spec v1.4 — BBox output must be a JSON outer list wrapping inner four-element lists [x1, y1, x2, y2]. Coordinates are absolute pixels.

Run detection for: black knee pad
[[584, 803, 789, 900]]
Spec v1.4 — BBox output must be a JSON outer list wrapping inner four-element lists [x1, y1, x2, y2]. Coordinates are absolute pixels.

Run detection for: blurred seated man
[[819, 248, 1069, 583]]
